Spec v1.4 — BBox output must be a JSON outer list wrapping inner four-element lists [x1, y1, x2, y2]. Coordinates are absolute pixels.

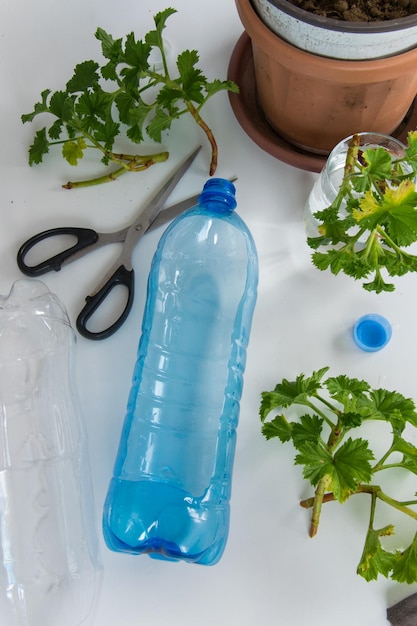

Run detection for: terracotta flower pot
[[234, 0, 417, 155]]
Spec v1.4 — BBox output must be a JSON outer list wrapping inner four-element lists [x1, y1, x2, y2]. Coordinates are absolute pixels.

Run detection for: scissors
[[17, 146, 204, 341]]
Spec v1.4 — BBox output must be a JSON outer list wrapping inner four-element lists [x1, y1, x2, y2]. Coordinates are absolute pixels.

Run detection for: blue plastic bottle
[[102, 178, 258, 565]]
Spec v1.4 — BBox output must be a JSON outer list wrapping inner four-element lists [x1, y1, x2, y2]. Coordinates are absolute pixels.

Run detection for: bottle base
[[102, 479, 229, 565]]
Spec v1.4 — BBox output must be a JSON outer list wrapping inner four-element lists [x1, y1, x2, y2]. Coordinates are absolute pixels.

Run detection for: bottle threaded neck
[[199, 178, 237, 212]]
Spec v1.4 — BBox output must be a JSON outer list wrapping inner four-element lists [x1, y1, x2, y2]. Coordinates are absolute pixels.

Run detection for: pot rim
[[262, 0, 417, 33], [237, 0, 417, 72]]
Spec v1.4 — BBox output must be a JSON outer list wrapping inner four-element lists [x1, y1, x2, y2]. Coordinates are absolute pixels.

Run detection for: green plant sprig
[[307, 131, 417, 293], [21, 7, 239, 188], [260, 367, 417, 583]]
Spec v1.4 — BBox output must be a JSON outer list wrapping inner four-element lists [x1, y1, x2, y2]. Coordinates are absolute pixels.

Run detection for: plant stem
[[358, 485, 417, 521], [326, 133, 361, 213], [309, 476, 331, 537], [185, 101, 217, 175], [345, 133, 360, 177], [300, 484, 417, 526], [300, 492, 335, 509], [62, 151, 169, 189], [298, 398, 338, 431], [376, 224, 417, 262], [368, 489, 377, 530], [372, 444, 396, 472]]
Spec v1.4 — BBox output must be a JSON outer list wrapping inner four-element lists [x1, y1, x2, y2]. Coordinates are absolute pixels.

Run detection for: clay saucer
[[227, 32, 417, 173]]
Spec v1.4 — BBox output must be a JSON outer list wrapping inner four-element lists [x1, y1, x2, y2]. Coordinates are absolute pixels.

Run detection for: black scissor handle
[[17, 227, 99, 276], [76, 264, 134, 341]]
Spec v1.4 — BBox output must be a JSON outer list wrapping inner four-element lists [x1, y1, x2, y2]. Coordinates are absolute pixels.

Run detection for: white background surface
[[1, 1, 417, 624]]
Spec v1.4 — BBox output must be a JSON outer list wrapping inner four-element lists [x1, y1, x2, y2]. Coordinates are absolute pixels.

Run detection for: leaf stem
[[358, 484, 417, 521], [299, 398, 338, 431], [185, 101, 217, 175], [300, 484, 417, 525], [62, 150, 169, 188], [308, 476, 331, 537], [376, 224, 417, 261]]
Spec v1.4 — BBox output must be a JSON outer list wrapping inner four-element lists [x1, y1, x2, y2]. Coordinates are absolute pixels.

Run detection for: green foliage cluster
[[308, 131, 417, 293], [21, 8, 238, 188], [260, 367, 417, 583]]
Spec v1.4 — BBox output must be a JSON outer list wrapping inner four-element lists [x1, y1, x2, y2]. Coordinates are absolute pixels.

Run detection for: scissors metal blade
[[89, 146, 203, 294], [125, 145, 202, 244]]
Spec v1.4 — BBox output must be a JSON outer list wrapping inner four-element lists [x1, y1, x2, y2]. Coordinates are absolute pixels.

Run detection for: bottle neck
[[198, 178, 237, 214]]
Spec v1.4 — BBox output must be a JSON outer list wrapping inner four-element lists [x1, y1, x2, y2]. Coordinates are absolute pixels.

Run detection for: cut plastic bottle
[[0, 279, 102, 626]]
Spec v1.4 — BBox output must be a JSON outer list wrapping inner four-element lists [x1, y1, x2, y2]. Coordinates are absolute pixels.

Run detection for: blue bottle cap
[[353, 314, 392, 352]]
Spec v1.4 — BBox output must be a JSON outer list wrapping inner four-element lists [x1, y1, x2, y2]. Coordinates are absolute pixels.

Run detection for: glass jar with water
[[304, 132, 409, 238]]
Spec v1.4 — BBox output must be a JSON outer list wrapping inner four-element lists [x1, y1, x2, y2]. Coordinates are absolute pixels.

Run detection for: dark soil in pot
[[287, 0, 417, 21]]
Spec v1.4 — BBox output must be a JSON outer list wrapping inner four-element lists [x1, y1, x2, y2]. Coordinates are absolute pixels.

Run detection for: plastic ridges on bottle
[[0, 279, 102, 626], [103, 178, 258, 565]]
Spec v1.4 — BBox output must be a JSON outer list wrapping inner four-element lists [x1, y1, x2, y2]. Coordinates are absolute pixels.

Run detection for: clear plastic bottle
[[0, 279, 101, 626], [103, 178, 258, 565]]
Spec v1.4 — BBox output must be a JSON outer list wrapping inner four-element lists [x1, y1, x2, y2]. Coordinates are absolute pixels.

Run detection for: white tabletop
[[1, 1, 417, 624]]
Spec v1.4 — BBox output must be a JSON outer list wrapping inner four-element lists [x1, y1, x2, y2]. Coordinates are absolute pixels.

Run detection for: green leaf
[[365, 388, 417, 428], [28, 127, 50, 165], [115, 91, 142, 125], [176, 50, 206, 103], [340, 412, 364, 430], [291, 414, 323, 449], [62, 137, 86, 165], [126, 122, 145, 144], [21, 89, 51, 123], [146, 107, 175, 142], [48, 119, 64, 140], [261, 414, 292, 442], [353, 181, 417, 246], [351, 147, 393, 193], [297, 437, 374, 500], [392, 435, 417, 474], [295, 441, 333, 486], [93, 120, 119, 150], [387, 250, 417, 276], [330, 437, 374, 500], [97, 28, 124, 82], [362, 273, 395, 294], [261, 368, 329, 413], [95, 27, 123, 65], [385, 191, 417, 247], [145, 7, 177, 48], [312, 248, 371, 279], [326, 374, 370, 410], [117, 91, 152, 141], [205, 79, 239, 97], [312, 217, 355, 245], [66, 60, 100, 93], [48, 90, 75, 123], [156, 85, 183, 112], [75, 89, 112, 130], [123, 32, 151, 71], [391, 532, 417, 584], [259, 391, 280, 423], [120, 66, 147, 91], [357, 525, 396, 581]]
